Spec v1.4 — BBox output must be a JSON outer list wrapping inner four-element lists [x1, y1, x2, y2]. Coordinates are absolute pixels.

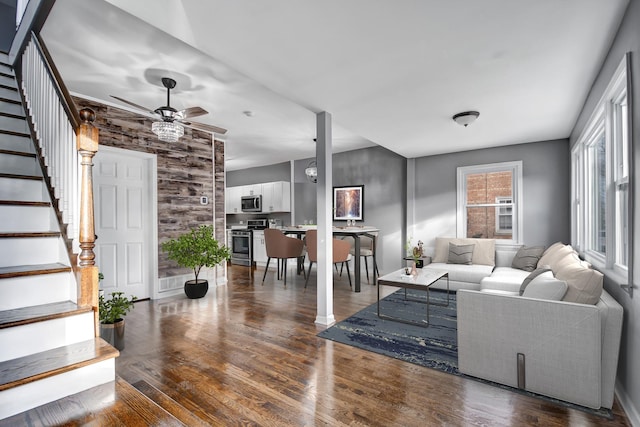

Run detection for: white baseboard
[[616, 383, 640, 427]]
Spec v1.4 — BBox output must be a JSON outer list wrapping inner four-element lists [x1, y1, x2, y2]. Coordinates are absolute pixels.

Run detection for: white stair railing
[[20, 32, 81, 254]]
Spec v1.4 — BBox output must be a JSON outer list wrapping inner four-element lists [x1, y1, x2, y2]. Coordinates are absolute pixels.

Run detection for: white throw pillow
[[521, 271, 568, 301]]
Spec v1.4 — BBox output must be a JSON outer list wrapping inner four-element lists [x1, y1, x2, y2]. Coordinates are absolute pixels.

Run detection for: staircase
[[0, 52, 117, 419]]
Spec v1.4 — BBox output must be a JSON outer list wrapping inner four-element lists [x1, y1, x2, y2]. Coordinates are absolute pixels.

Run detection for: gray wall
[[569, 0, 640, 422], [293, 146, 407, 274], [226, 161, 290, 187], [413, 139, 571, 250], [0, 1, 16, 53]]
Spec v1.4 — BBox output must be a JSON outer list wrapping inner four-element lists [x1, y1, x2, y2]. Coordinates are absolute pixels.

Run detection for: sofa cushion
[[447, 243, 475, 265], [426, 262, 494, 283], [480, 267, 530, 293], [522, 271, 568, 300], [556, 263, 604, 305], [433, 237, 495, 266], [519, 265, 552, 295], [511, 246, 545, 271]]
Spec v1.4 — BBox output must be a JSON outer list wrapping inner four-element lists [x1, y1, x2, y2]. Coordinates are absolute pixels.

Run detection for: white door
[[94, 147, 155, 300]]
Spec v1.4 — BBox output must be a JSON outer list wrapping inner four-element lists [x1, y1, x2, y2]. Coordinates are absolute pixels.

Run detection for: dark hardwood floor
[[2, 264, 631, 426]]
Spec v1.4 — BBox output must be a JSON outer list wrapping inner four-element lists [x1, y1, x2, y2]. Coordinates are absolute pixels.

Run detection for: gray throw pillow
[[522, 271, 568, 301], [511, 245, 546, 272], [447, 243, 475, 265], [519, 265, 552, 295]]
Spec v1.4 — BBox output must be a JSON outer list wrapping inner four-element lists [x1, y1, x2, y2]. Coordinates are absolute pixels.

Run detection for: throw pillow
[[519, 265, 552, 295], [521, 271, 568, 301], [447, 243, 475, 265], [556, 263, 604, 305], [511, 246, 545, 272]]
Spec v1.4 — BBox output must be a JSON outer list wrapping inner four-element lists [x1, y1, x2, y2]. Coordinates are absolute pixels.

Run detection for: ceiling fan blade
[[110, 95, 156, 115], [179, 106, 208, 119], [180, 120, 228, 135]]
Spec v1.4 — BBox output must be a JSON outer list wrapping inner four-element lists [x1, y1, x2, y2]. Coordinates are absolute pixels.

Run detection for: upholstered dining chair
[[341, 233, 379, 284], [261, 229, 306, 287], [304, 229, 352, 289]]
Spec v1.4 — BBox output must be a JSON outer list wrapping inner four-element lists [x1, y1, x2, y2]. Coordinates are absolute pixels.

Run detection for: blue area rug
[[318, 289, 613, 419], [319, 288, 458, 373]]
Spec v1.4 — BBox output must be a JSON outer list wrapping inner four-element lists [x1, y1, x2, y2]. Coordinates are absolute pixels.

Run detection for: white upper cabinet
[[225, 181, 291, 214], [261, 181, 291, 212], [226, 186, 242, 214]]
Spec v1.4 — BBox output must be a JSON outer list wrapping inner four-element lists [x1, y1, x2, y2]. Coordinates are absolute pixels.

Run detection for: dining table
[[283, 225, 379, 292]]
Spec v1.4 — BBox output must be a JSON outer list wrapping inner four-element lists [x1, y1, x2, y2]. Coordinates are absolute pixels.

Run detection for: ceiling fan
[[111, 77, 227, 141]]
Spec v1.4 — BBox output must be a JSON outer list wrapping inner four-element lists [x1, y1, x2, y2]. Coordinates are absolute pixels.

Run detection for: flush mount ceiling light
[[305, 160, 318, 183], [452, 111, 480, 127]]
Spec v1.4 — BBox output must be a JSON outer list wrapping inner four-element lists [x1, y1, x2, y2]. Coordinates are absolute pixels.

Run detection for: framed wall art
[[333, 185, 364, 221]]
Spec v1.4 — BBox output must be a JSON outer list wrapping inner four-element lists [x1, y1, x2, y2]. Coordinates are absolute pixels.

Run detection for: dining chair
[[261, 229, 305, 287], [304, 229, 352, 289], [341, 233, 379, 284]]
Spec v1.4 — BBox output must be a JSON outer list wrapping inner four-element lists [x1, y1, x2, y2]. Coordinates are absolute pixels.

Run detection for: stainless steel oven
[[230, 229, 252, 266]]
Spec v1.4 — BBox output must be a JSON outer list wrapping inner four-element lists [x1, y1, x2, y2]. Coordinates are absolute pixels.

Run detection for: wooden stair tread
[[133, 380, 211, 426], [0, 300, 90, 329], [0, 200, 50, 207], [0, 231, 60, 238], [0, 130, 30, 139], [0, 111, 24, 120], [0, 83, 17, 92], [0, 173, 42, 181], [0, 97, 20, 105], [0, 338, 118, 392], [0, 377, 186, 426], [0, 262, 70, 279], [0, 149, 35, 158]]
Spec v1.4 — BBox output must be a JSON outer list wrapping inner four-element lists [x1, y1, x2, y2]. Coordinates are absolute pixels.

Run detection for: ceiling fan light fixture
[[452, 111, 480, 127], [305, 160, 318, 183], [152, 120, 184, 142]]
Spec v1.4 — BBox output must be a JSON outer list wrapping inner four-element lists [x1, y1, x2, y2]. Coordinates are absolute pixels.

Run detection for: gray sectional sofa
[[421, 238, 623, 410]]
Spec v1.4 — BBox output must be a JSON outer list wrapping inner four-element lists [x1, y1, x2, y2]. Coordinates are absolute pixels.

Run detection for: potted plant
[[99, 291, 137, 350], [162, 224, 231, 299]]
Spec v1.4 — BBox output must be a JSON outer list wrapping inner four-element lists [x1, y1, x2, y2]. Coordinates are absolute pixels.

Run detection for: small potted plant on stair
[[162, 224, 231, 299], [99, 291, 137, 351]]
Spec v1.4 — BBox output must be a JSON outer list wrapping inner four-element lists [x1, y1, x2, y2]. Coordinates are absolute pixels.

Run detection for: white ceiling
[[41, 0, 628, 171]]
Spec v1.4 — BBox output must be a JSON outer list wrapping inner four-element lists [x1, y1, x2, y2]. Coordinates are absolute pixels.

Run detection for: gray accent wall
[[569, 0, 640, 422], [226, 161, 290, 187], [292, 146, 407, 274], [412, 139, 571, 250]]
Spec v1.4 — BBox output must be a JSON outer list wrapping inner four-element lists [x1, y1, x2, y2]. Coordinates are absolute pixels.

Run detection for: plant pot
[[185, 279, 209, 299], [100, 319, 125, 350]]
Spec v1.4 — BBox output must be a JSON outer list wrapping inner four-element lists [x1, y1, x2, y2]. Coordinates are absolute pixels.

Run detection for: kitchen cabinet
[[261, 181, 291, 212], [243, 184, 262, 197], [226, 186, 242, 214], [252, 230, 267, 265], [226, 181, 291, 214]]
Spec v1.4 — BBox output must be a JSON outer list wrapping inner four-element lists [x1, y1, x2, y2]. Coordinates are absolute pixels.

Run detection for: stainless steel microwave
[[241, 195, 262, 212]]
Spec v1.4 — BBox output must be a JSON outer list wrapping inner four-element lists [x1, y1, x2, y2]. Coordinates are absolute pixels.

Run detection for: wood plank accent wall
[[73, 97, 225, 278]]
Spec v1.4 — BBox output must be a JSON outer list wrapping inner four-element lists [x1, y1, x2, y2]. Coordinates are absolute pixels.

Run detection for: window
[[495, 197, 513, 234], [572, 55, 630, 277], [457, 161, 523, 244]]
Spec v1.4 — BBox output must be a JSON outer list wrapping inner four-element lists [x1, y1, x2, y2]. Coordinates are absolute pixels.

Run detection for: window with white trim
[[572, 55, 629, 276], [457, 161, 523, 244], [495, 197, 513, 234]]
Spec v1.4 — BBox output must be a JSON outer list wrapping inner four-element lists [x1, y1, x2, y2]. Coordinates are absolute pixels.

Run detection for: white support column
[[406, 158, 416, 248], [315, 112, 335, 326]]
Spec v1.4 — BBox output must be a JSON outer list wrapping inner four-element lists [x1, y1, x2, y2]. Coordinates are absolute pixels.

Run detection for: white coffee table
[[376, 268, 449, 327]]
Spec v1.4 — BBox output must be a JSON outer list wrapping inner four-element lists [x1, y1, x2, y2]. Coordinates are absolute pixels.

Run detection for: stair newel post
[[76, 108, 100, 335]]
